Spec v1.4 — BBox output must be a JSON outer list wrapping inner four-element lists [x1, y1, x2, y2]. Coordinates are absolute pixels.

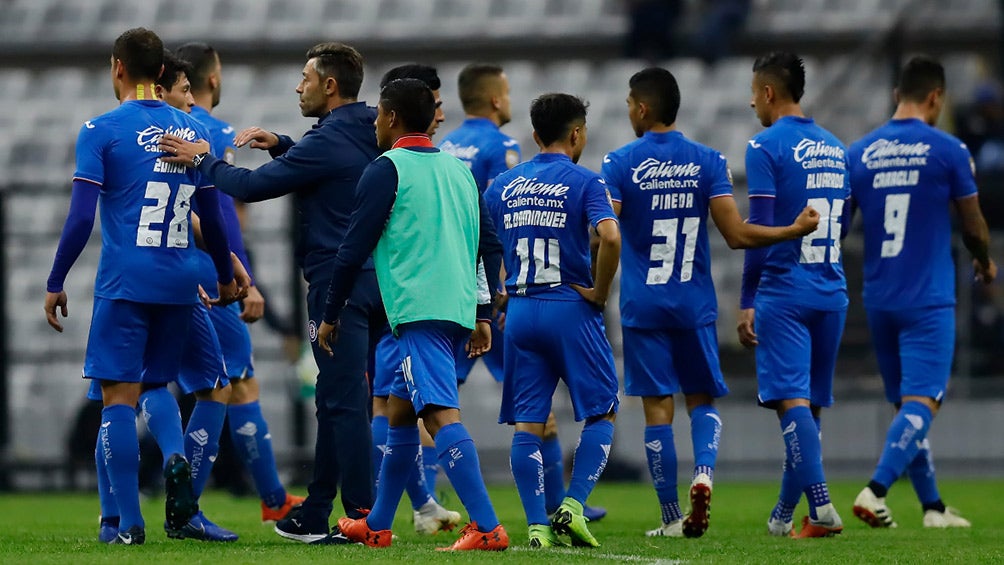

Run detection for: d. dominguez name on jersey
[[630, 157, 701, 190]]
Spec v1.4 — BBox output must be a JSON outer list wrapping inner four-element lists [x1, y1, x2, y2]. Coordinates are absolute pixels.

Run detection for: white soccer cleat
[[682, 473, 713, 538], [767, 516, 793, 537], [923, 507, 971, 528], [852, 486, 898, 528], [413, 500, 462, 535], [646, 519, 683, 537]]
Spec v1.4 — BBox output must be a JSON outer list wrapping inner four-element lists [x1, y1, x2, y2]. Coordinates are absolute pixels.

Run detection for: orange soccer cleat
[[436, 521, 509, 551], [261, 493, 306, 524], [337, 515, 392, 548]]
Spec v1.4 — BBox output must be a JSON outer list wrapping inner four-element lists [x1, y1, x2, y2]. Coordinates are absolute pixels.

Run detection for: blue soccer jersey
[[746, 116, 849, 310], [602, 130, 734, 329], [439, 117, 521, 192], [74, 100, 214, 304], [848, 118, 978, 310], [484, 153, 617, 300]]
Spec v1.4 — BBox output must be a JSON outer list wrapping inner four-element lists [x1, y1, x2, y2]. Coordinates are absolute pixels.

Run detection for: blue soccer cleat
[[98, 516, 119, 543], [166, 511, 239, 542], [583, 504, 607, 522]]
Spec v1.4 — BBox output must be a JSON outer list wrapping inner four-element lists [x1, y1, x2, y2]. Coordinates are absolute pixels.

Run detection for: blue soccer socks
[[511, 431, 548, 525], [368, 425, 420, 532], [228, 401, 286, 508], [567, 419, 614, 505], [187, 400, 225, 498], [872, 401, 933, 491], [101, 404, 144, 531], [644, 424, 681, 523], [436, 422, 499, 531], [690, 405, 722, 482], [541, 435, 566, 514], [138, 387, 184, 463], [781, 406, 830, 518]]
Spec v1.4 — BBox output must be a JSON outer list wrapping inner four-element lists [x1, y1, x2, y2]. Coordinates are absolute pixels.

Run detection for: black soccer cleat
[[164, 453, 199, 531], [109, 525, 146, 545]]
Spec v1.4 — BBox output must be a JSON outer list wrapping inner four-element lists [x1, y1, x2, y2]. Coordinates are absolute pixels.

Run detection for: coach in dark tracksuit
[[161, 42, 382, 544]]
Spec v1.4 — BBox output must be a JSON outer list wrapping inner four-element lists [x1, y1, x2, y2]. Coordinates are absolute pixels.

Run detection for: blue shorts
[[867, 306, 953, 405], [389, 321, 468, 414], [454, 321, 504, 384], [84, 298, 193, 396], [178, 303, 229, 395], [209, 302, 254, 379], [754, 297, 846, 408], [372, 329, 402, 398], [499, 297, 619, 424], [622, 323, 729, 398]]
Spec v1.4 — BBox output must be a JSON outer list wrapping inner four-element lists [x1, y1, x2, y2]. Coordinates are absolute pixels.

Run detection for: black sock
[[867, 480, 888, 498], [922, 499, 946, 513]]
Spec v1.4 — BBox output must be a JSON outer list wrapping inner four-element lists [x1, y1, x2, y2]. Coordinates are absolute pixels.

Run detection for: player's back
[[485, 153, 615, 301], [746, 116, 848, 309], [77, 100, 212, 305], [602, 130, 732, 329], [439, 117, 520, 192], [848, 118, 975, 310]]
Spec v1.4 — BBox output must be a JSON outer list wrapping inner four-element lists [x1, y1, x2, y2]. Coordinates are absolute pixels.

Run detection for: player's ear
[[208, 72, 219, 92], [324, 76, 338, 97], [531, 130, 543, 149], [892, 87, 901, 107]]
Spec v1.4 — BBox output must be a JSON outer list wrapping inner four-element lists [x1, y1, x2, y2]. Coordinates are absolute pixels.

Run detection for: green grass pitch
[[1, 479, 1001, 563]]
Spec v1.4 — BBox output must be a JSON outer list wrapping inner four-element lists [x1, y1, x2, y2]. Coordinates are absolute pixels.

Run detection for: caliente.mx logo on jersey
[[136, 125, 198, 152]]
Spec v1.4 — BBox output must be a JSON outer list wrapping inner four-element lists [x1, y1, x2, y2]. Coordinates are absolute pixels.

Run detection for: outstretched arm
[[710, 195, 818, 249]]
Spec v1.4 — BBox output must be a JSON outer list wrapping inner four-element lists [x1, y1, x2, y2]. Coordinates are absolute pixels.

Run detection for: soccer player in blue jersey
[[366, 64, 463, 536], [161, 42, 383, 545], [319, 78, 508, 551], [440, 63, 605, 523], [737, 52, 848, 538], [176, 41, 306, 525], [44, 28, 242, 545], [440, 63, 517, 387], [485, 93, 620, 548], [602, 67, 819, 539], [847, 56, 995, 529]]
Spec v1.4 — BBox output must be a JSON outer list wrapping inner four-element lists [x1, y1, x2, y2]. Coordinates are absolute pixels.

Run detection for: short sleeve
[[599, 152, 624, 202], [745, 139, 777, 197], [585, 176, 618, 227], [484, 139, 519, 189], [72, 119, 109, 186], [708, 152, 734, 199], [949, 141, 979, 200]]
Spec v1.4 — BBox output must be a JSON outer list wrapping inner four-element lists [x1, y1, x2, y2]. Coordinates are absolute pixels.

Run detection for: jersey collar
[[392, 134, 434, 149]]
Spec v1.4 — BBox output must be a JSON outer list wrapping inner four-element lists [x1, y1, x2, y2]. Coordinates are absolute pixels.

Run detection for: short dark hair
[[306, 42, 364, 99], [156, 49, 192, 92], [112, 27, 164, 82], [752, 51, 806, 103], [530, 93, 589, 146], [380, 78, 436, 134], [380, 64, 441, 91], [897, 56, 946, 103], [629, 67, 681, 125], [458, 63, 503, 113], [174, 42, 217, 93]]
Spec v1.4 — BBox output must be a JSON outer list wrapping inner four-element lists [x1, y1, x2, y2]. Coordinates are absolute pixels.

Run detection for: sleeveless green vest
[[376, 148, 480, 331]]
